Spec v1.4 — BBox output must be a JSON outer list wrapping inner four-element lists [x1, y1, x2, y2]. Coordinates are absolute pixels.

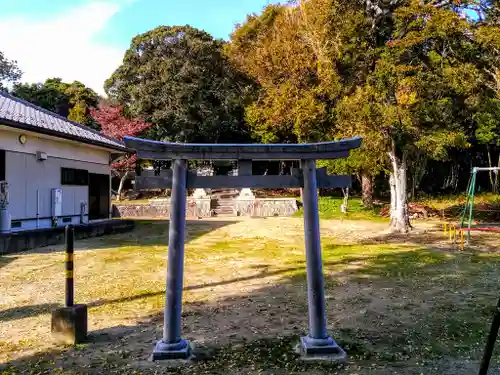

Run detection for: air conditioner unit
[[51, 188, 62, 217], [36, 151, 47, 161]]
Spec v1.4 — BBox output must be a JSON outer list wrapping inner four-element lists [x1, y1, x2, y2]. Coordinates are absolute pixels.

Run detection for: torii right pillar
[[298, 158, 346, 361]]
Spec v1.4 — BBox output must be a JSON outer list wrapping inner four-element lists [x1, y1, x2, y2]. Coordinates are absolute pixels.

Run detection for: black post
[[51, 223, 87, 344], [65, 225, 74, 307], [479, 297, 500, 375]]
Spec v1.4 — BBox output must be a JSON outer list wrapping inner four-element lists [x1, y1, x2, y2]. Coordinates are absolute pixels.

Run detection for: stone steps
[[210, 189, 239, 200], [211, 198, 237, 216], [210, 188, 239, 216]]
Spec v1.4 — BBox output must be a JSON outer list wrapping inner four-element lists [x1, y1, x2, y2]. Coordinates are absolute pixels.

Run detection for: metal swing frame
[[459, 167, 500, 247]]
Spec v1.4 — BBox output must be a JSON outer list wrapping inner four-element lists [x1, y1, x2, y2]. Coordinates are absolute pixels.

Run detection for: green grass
[[417, 193, 500, 211], [295, 196, 386, 221], [1, 219, 500, 374], [306, 193, 499, 222], [416, 193, 500, 221]]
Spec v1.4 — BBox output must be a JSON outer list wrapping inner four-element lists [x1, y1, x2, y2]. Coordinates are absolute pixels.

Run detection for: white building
[[0, 91, 127, 232]]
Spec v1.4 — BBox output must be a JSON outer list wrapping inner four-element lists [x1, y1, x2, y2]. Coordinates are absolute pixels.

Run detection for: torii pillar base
[[152, 339, 191, 361], [296, 336, 347, 363]]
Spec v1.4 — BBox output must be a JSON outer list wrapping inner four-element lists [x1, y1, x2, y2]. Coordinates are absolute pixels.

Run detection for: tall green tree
[[229, 0, 497, 231], [469, 13, 500, 192], [226, 3, 341, 144], [227, 1, 385, 205], [472, 99, 500, 192], [11, 78, 100, 129], [336, 1, 493, 231], [105, 25, 254, 143], [0, 51, 22, 91]]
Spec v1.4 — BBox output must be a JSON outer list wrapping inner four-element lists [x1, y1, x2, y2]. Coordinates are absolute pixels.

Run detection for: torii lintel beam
[[123, 136, 363, 160], [135, 168, 352, 190]]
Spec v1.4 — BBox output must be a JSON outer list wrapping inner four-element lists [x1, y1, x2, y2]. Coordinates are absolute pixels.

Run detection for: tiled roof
[[0, 91, 127, 151]]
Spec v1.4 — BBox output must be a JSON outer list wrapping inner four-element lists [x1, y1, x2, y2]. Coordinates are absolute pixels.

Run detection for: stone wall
[[236, 198, 298, 217], [0, 219, 135, 255], [113, 197, 298, 218], [112, 198, 212, 219]]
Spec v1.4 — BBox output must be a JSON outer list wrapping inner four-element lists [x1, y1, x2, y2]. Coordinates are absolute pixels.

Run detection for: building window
[[61, 168, 88, 186], [0, 150, 5, 181]]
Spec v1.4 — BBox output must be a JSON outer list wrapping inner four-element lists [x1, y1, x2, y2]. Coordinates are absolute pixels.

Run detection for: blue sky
[[0, 0, 277, 94]]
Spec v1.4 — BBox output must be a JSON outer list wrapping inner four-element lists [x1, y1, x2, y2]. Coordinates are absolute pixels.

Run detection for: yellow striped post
[[65, 225, 74, 307], [51, 224, 87, 345]]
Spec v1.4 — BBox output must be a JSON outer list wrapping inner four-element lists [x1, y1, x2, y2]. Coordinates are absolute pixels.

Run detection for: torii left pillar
[[152, 159, 191, 360]]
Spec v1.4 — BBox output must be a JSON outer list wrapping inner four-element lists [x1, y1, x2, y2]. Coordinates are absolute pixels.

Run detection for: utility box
[[51, 188, 62, 218]]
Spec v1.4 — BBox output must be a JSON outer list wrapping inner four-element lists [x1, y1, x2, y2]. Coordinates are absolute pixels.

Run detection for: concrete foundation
[[152, 339, 191, 360], [51, 304, 88, 345], [295, 336, 347, 363], [0, 219, 135, 255]]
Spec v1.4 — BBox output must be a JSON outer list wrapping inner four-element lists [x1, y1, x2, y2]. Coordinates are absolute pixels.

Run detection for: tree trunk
[[361, 172, 374, 209], [116, 171, 130, 201], [495, 154, 500, 194], [341, 188, 349, 213], [487, 146, 495, 192], [389, 172, 396, 221], [388, 150, 411, 233]]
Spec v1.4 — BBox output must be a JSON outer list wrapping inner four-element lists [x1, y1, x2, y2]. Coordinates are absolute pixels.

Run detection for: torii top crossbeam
[[123, 136, 362, 160], [123, 136, 363, 190]]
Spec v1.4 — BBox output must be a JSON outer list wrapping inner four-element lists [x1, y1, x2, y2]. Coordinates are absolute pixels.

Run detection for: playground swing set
[[444, 166, 500, 249]]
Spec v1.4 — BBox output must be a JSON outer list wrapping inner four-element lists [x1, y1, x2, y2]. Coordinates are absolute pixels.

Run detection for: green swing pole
[[466, 168, 478, 246], [460, 174, 473, 229]]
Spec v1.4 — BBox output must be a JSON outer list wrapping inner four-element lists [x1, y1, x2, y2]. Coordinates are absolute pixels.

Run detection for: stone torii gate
[[124, 136, 362, 361]]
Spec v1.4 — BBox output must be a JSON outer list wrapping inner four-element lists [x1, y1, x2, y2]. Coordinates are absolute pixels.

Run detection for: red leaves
[[111, 154, 137, 171], [90, 103, 151, 140], [91, 103, 151, 171]]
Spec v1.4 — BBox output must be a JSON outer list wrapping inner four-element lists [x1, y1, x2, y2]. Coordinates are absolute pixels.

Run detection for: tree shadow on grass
[[0, 257, 368, 323], [24, 219, 237, 254], [3, 246, 500, 374], [1, 220, 236, 323], [442, 203, 500, 222], [358, 222, 500, 252], [0, 254, 16, 269], [0, 303, 59, 322]]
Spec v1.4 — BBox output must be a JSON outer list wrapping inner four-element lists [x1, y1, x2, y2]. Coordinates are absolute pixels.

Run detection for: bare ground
[[0, 217, 499, 374]]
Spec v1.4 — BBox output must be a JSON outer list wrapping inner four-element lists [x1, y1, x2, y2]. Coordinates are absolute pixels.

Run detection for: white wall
[[0, 126, 112, 231], [0, 125, 111, 164]]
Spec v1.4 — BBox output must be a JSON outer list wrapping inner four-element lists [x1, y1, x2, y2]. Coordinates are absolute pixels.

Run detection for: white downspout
[[36, 189, 40, 228]]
